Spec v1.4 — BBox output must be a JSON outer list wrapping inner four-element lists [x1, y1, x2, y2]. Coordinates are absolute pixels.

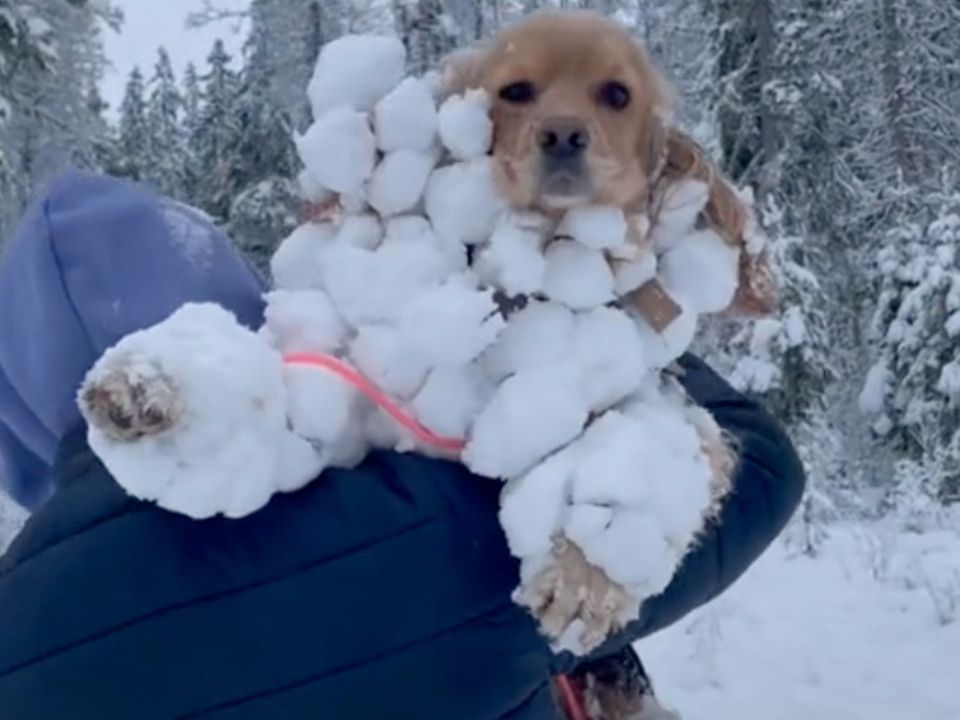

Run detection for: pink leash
[[282, 352, 467, 453]]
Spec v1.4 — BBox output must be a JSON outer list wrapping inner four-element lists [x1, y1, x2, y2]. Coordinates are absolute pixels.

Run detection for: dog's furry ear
[[660, 129, 778, 316], [437, 44, 491, 99]]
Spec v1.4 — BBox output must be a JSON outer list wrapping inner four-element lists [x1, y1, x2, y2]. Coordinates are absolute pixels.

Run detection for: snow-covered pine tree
[[393, 0, 458, 76], [145, 48, 187, 199], [350, 0, 396, 35], [223, 12, 302, 273], [115, 66, 150, 181], [243, 0, 343, 130], [0, 0, 112, 244], [181, 62, 203, 202], [192, 39, 241, 220], [861, 183, 960, 508]]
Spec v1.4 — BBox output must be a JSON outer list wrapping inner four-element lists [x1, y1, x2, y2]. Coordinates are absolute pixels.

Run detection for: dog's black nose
[[538, 118, 589, 159]]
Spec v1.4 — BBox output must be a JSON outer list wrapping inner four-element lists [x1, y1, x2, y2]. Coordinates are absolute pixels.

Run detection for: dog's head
[[442, 11, 777, 316], [444, 11, 669, 212]]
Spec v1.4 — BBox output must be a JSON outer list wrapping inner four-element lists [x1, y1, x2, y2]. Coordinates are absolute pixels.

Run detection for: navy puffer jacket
[[0, 173, 805, 719]]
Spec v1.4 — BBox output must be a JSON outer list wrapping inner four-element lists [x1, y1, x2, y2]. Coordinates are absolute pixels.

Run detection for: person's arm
[[556, 353, 805, 670]]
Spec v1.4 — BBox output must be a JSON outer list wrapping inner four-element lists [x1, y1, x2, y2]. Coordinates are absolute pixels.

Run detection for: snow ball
[[482, 302, 576, 381], [438, 89, 493, 161], [659, 229, 740, 314], [271, 222, 337, 291], [500, 450, 576, 559], [571, 307, 645, 409], [308, 35, 406, 118], [632, 291, 698, 368], [543, 240, 615, 310], [368, 150, 436, 216], [297, 168, 333, 203], [82, 303, 320, 520], [411, 365, 492, 439], [464, 363, 589, 479], [296, 107, 376, 195], [397, 275, 505, 367], [475, 213, 548, 296], [612, 252, 658, 296], [557, 205, 628, 251], [425, 157, 507, 245], [374, 77, 438, 153], [336, 213, 383, 250], [349, 324, 431, 400], [650, 179, 709, 251], [262, 289, 347, 355], [284, 364, 369, 468]]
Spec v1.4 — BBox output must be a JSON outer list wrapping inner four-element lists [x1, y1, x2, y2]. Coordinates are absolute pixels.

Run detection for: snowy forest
[[3, 1, 960, 716]]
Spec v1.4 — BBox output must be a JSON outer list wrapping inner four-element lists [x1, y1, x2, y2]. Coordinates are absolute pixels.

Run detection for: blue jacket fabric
[[0, 172, 805, 719]]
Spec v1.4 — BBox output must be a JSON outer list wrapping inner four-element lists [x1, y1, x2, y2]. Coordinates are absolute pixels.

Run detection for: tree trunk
[[879, 0, 918, 184]]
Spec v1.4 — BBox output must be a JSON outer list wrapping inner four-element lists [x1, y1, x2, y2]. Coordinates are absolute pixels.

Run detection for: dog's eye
[[499, 81, 537, 104], [598, 81, 631, 110]]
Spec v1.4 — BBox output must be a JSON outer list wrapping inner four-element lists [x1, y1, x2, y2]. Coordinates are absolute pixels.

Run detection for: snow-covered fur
[[78, 19, 770, 655]]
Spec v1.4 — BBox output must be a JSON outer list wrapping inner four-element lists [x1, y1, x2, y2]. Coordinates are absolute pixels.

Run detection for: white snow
[[367, 149, 435, 216], [474, 213, 548, 296], [374, 77, 438, 153], [296, 107, 376, 195], [425, 157, 507, 244], [542, 240, 616, 310], [659, 230, 740, 313], [464, 363, 589, 479], [262, 289, 347, 355], [437, 89, 493, 161], [307, 35, 406, 118], [557, 205, 629, 250], [80, 303, 322, 519], [860, 362, 891, 415], [642, 525, 960, 720], [270, 222, 336, 291]]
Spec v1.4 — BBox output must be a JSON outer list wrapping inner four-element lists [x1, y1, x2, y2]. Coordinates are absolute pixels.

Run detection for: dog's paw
[[79, 358, 183, 442], [517, 536, 634, 654]]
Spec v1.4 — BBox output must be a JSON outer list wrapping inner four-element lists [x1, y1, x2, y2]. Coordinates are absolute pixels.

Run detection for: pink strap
[[283, 352, 467, 453]]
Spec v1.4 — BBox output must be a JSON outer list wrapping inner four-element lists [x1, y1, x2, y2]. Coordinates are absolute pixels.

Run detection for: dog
[[441, 9, 775, 316], [439, 8, 765, 684]]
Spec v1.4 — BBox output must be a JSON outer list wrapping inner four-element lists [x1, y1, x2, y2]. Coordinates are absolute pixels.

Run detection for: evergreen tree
[[1, 0, 112, 244], [181, 62, 203, 201], [223, 24, 301, 270], [145, 48, 187, 198], [394, 0, 458, 75], [193, 39, 241, 219], [115, 66, 150, 181]]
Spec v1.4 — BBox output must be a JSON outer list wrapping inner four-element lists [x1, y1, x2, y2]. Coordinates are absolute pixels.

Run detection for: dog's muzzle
[[536, 117, 593, 206]]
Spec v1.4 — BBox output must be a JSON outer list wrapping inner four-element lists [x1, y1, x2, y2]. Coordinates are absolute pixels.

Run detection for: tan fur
[[79, 363, 182, 442], [516, 536, 634, 653], [442, 10, 777, 317]]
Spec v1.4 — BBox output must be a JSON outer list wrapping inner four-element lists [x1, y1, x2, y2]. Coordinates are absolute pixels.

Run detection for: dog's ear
[[729, 245, 778, 317], [438, 44, 491, 99], [660, 129, 778, 316]]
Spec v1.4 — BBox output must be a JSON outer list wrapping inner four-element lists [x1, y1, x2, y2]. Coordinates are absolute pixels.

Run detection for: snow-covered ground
[[641, 521, 960, 720]]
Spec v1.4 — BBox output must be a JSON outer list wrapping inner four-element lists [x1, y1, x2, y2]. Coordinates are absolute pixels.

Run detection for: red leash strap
[[282, 352, 467, 453], [555, 675, 591, 720]]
